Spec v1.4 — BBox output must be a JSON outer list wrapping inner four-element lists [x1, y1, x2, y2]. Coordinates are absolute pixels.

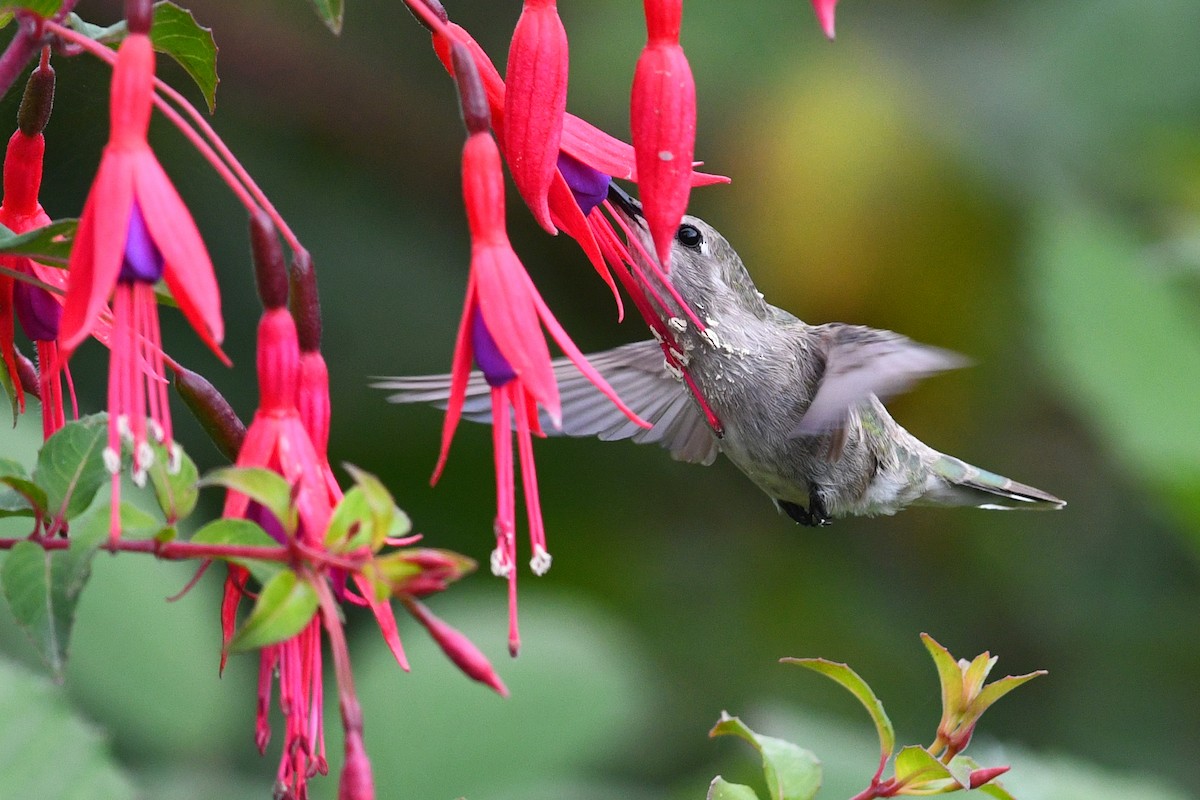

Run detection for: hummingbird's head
[[606, 183, 765, 320]]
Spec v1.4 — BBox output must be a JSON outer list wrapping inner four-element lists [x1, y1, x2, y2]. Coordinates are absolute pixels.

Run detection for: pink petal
[[134, 152, 224, 354], [60, 151, 134, 353], [352, 572, 410, 672], [812, 0, 838, 39], [432, 278, 478, 483], [547, 171, 623, 319]]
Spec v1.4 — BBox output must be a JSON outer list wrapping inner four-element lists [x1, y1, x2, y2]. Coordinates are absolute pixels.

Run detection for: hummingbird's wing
[[375, 340, 719, 465], [792, 324, 969, 438]]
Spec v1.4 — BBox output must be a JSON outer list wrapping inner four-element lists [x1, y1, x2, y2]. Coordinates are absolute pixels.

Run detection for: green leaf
[[0, 656, 136, 798], [0, 348, 17, 427], [783, 658, 896, 762], [229, 569, 318, 652], [188, 517, 283, 586], [146, 439, 198, 524], [922, 633, 965, 720], [148, 2, 220, 113], [963, 670, 1046, 729], [709, 712, 822, 800], [326, 485, 371, 550], [0, 507, 106, 678], [0, 474, 47, 518], [34, 414, 110, 524], [197, 466, 294, 535], [346, 463, 410, 548], [307, 0, 344, 34], [0, 1, 64, 18], [709, 776, 763, 800], [893, 746, 955, 792], [66, 3, 219, 113], [976, 783, 1017, 800], [0, 218, 78, 265]]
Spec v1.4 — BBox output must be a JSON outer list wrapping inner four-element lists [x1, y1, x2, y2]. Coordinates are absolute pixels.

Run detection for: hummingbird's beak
[[607, 182, 643, 220]]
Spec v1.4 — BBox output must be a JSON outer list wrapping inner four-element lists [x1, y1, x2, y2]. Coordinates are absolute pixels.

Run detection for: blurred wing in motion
[[374, 339, 719, 465], [792, 323, 970, 437]]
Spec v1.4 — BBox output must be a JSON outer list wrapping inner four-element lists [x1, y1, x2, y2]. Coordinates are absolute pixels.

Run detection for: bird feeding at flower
[[381, 188, 1064, 526]]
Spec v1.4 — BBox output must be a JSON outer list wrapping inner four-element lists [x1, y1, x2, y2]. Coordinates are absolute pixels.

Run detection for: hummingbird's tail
[[925, 454, 1065, 510]]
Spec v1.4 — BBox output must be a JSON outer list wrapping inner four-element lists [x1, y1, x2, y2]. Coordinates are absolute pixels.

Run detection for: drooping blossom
[[631, 0, 696, 271], [812, 0, 839, 38], [442, 44, 648, 655], [0, 57, 76, 440], [59, 24, 224, 540], [503, 0, 569, 234]]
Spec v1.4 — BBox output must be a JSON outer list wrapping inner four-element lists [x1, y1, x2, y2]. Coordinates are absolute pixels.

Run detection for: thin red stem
[[0, 536, 368, 572]]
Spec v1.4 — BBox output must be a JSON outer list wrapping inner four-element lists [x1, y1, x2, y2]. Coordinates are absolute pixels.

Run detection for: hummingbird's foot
[[777, 498, 832, 528]]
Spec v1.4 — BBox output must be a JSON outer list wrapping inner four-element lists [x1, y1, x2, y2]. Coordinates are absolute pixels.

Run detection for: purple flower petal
[[246, 501, 288, 546], [557, 152, 611, 216], [118, 201, 165, 284], [470, 308, 516, 388], [14, 279, 61, 342]]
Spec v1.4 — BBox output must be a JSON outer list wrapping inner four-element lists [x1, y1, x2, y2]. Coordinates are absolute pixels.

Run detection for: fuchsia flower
[[631, 0, 696, 270], [59, 28, 224, 540], [504, 0, 569, 234], [441, 44, 647, 655], [0, 60, 76, 439], [812, 0, 840, 39]]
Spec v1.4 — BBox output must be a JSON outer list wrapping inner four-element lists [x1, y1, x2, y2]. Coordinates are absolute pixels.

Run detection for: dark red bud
[[968, 766, 1009, 789], [406, 0, 448, 30], [125, 0, 153, 35], [288, 248, 322, 353], [451, 42, 490, 135], [249, 209, 288, 310], [18, 63, 54, 136], [172, 365, 246, 460], [14, 349, 38, 400]]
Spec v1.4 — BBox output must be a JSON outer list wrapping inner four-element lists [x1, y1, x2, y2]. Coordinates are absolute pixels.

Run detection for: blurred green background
[[2, 0, 1200, 797]]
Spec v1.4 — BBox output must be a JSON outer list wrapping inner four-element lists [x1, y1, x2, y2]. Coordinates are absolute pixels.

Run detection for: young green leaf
[[4, 1, 64, 19], [198, 466, 294, 535], [783, 658, 896, 763], [344, 463, 411, 549], [708, 776, 762, 800], [34, 414, 110, 524], [307, 0, 345, 34], [146, 439, 198, 524], [963, 670, 1046, 730], [892, 746, 955, 792], [0, 506, 107, 678], [229, 570, 318, 652], [709, 712, 822, 800], [66, 2, 219, 112], [0, 218, 78, 265], [0, 475, 46, 518], [326, 485, 371, 551], [922, 633, 965, 725], [189, 518, 283, 585]]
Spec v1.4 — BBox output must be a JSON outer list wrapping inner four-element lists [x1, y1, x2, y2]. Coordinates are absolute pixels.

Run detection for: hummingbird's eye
[[676, 224, 703, 250]]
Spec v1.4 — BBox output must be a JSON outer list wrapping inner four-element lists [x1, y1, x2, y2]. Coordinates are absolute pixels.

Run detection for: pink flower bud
[[338, 727, 375, 800], [630, 39, 695, 270], [968, 765, 1009, 789], [811, 0, 839, 39], [504, 0, 569, 233], [407, 599, 509, 697]]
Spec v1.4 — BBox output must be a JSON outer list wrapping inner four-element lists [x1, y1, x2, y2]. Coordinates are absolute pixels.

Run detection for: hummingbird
[[377, 185, 1064, 526]]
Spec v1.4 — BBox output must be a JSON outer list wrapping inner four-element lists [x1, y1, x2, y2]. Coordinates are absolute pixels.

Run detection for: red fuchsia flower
[[812, 0, 839, 39], [630, 0, 697, 271], [442, 44, 648, 655], [0, 59, 77, 440], [503, 0, 569, 234], [58, 27, 224, 540]]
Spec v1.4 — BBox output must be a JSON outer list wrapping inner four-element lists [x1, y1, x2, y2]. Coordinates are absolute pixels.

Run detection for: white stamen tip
[[668, 316, 687, 333], [132, 466, 148, 488], [702, 329, 722, 349], [168, 443, 183, 474], [664, 360, 684, 381], [148, 419, 165, 442], [102, 447, 122, 475], [137, 441, 155, 472], [490, 547, 512, 578], [116, 415, 133, 443], [530, 547, 552, 576], [650, 328, 665, 343]]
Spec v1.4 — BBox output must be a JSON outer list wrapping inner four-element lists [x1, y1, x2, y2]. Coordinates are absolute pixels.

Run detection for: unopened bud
[[250, 209, 288, 310], [405, 598, 509, 696], [338, 725, 375, 800], [451, 43, 489, 135], [18, 63, 54, 136], [172, 365, 246, 460], [288, 249, 322, 353], [125, 0, 153, 35], [968, 765, 1009, 789]]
